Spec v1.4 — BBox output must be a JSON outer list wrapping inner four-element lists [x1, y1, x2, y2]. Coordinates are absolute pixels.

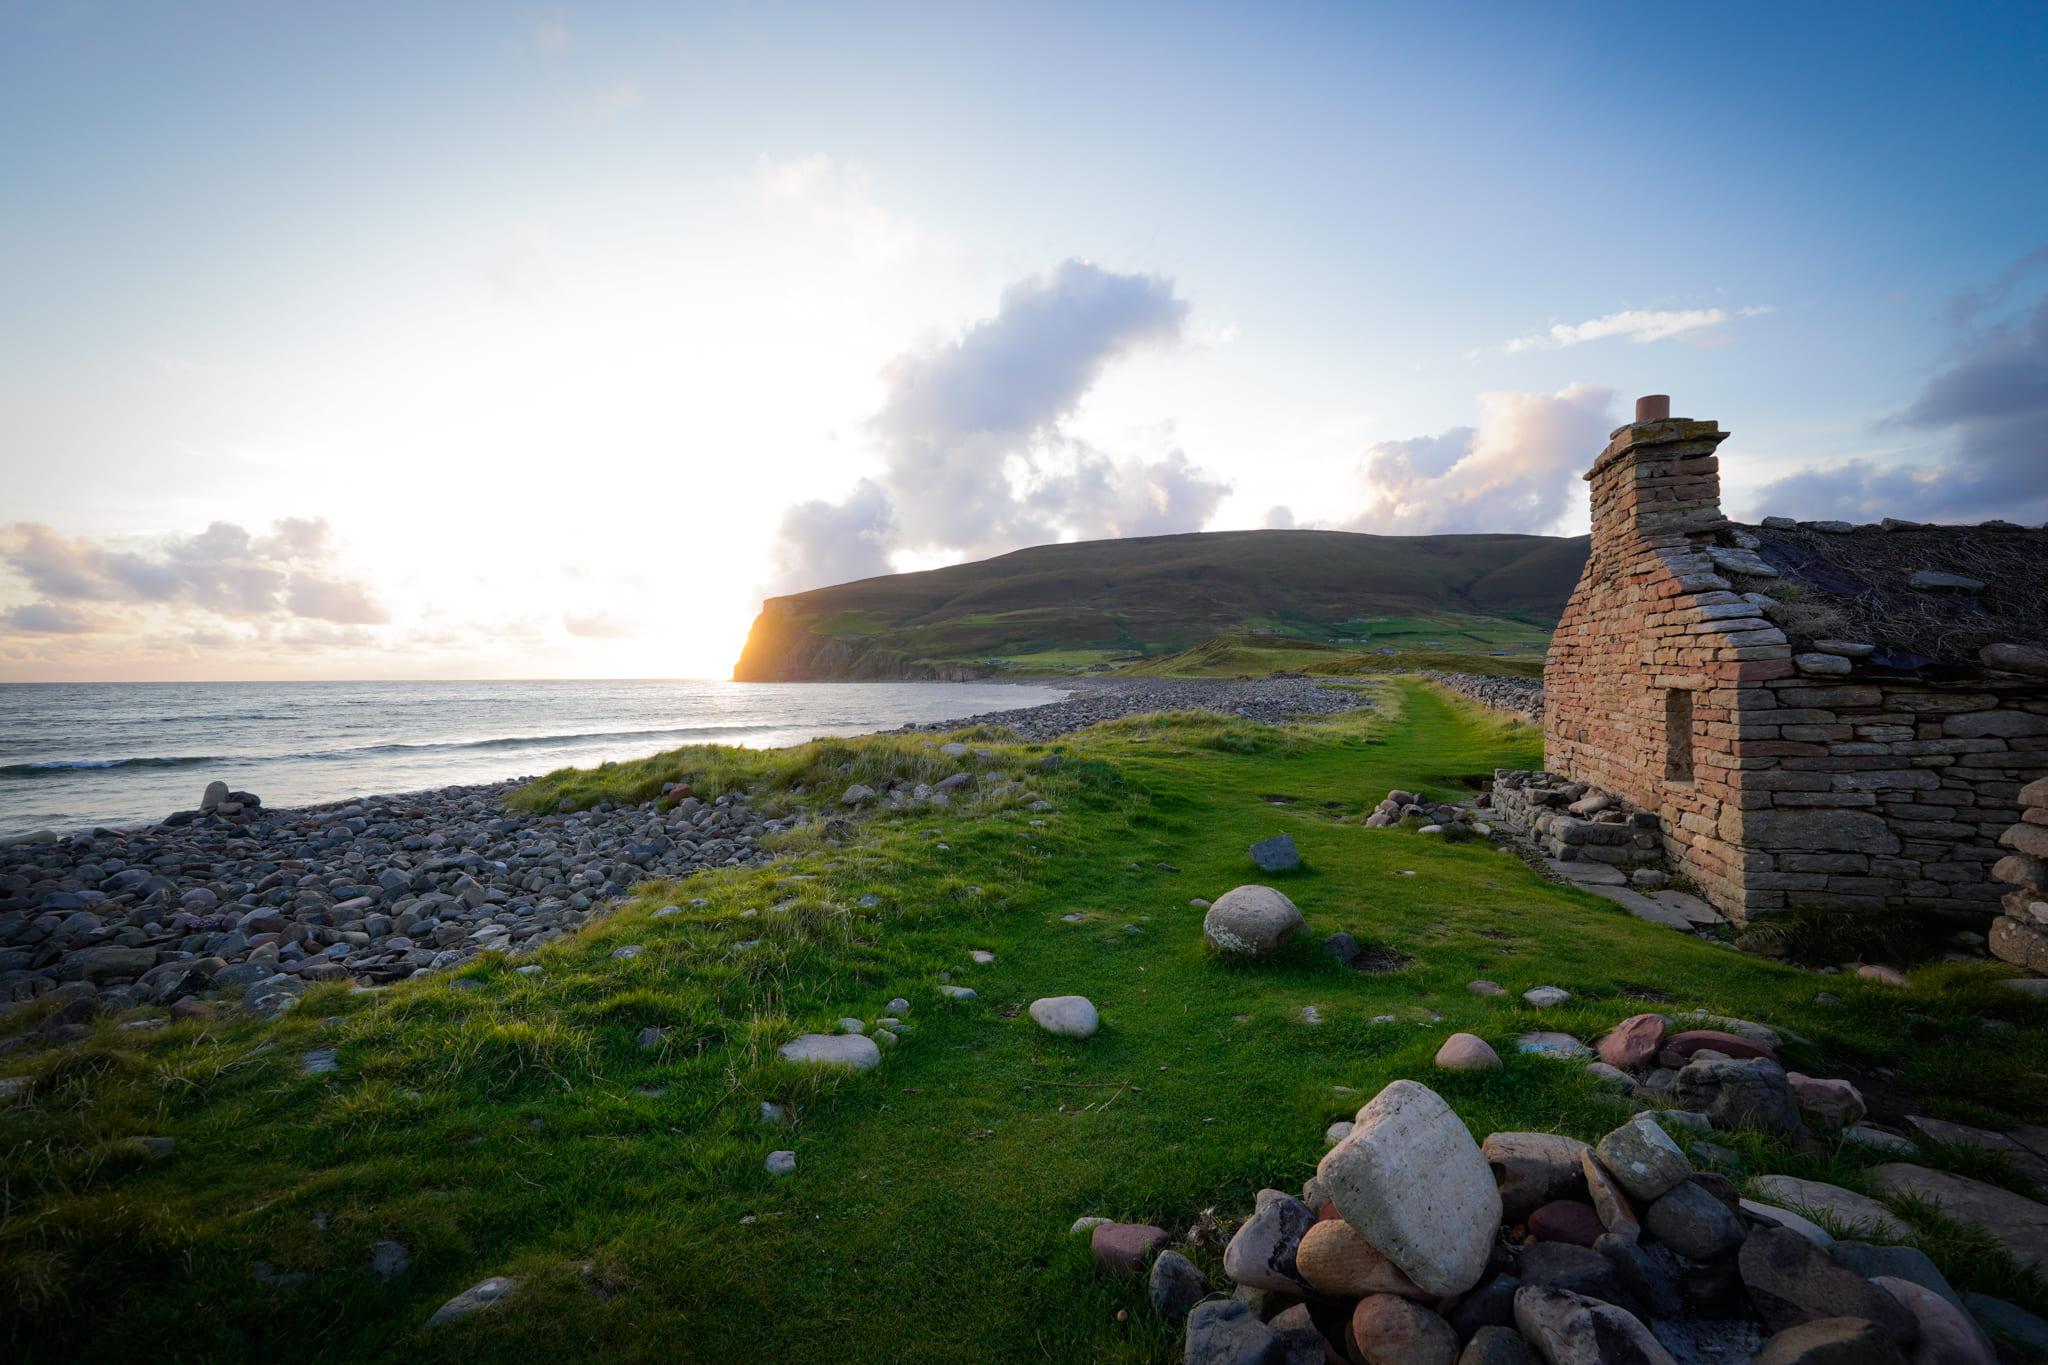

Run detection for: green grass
[[4, 683, 2047, 1362], [1112, 636, 1547, 679], [733, 527, 1582, 680]]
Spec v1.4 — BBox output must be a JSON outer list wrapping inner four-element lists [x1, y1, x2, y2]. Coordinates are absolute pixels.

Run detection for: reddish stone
[[1596, 1014, 1668, 1071], [1349, 1294, 1457, 1365], [1663, 1029, 1778, 1064], [169, 998, 218, 1023], [1089, 1222, 1168, 1278], [1526, 1200, 1606, 1248]]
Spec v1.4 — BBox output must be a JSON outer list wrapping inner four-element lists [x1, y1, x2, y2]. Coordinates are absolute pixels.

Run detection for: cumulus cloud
[[1346, 384, 1616, 535], [0, 517, 389, 633], [767, 259, 1228, 594], [1506, 306, 1769, 352], [1746, 272, 2048, 524]]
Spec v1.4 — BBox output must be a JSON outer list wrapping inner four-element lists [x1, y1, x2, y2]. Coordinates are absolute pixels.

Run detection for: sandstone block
[[1294, 1217, 1426, 1299]]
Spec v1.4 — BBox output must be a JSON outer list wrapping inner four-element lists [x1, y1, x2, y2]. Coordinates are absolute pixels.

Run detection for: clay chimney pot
[[1635, 394, 1671, 422]]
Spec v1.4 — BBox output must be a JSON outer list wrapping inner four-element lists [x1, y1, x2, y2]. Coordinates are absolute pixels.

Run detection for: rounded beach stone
[[1294, 1217, 1426, 1299], [1317, 1079, 1501, 1297], [1857, 964, 1909, 986], [1468, 980, 1507, 996], [1202, 884, 1305, 956], [1598, 1013, 1669, 1070], [1527, 1200, 1605, 1247], [1090, 1221, 1169, 1278], [1644, 1180, 1745, 1259], [1482, 1132, 1591, 1221], [1872, 1276, 1994, 1364], [1594, 1112, 1693, 1203], [776, 1033, 882, 1070], [1223, 1194, 1316, 1293], [1435, 1032, 1501, 1070], [1027, 995, 1100, 1038], [1512, 1284, 1673, 1365], [1755, 1317, 1909, 1365], [427, 1276, 521, 1326], [1460, 1325, 1537, 1365], [1350, 1293, 1457, 1365], [1522, 986, 1572, 1009], [1148, 1248, 1207, 1322], [1665, 1029, 1780, 1064], [764, 1150, 796, 1174], [1739, 1225, 1921, 1341], [1785, 1075, 1866, 1130]]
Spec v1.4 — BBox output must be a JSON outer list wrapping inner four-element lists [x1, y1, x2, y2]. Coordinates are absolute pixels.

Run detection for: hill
[[731, 528, 1587, 680]]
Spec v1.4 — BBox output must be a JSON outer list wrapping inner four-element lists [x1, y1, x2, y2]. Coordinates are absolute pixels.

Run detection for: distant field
[[733, 527, 1584, 680], [1114, 636, 1547, 679]]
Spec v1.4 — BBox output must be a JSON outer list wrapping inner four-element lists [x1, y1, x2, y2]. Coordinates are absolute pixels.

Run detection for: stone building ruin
[[1533, 395, 2048, 953]]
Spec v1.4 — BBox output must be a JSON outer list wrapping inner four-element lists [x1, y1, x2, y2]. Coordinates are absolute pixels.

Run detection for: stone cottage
[[1538, 396, 2048, 934]]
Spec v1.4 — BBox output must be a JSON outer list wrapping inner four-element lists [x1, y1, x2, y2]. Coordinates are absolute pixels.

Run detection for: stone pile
[[0, 780, 794, 1037], [1094, 1076, 2017, 1365], [1486, 771, 1666, 872], [898, 676, 1375, 742], [1419, 671, 1546, 723], [1362, 788, 1485, 832], [1988, 775, 2048, 975]]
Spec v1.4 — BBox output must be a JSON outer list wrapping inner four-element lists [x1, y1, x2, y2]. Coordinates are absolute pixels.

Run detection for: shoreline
[[0, 674, 1379, 1027]]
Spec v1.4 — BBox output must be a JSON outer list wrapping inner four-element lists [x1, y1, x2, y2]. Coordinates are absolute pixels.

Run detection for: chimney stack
[[1584, 394, 1729, 553]]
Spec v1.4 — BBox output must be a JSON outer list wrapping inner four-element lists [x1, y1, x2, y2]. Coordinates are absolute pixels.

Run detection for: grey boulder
[[1203, 885, 1305, 957], [1594, 1112, 1693, 1203], [1673, 1057, 1802, 1136], [1223, 1194, 1317, 1293], [1149, 1248, 1207, 1322], [1644, 1179, 1746, 1260], [1184, 1297, 1284, 1365], [1513, 1284, 1675, 1364], [1249, 833, 1301, 872]]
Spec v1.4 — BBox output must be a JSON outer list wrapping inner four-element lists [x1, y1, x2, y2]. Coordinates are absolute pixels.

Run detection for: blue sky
[[2, 1, 2044, 678]]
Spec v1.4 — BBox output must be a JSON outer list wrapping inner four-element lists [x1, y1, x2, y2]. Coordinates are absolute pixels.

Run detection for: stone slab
[[1869, 1164, 2048, 1272]]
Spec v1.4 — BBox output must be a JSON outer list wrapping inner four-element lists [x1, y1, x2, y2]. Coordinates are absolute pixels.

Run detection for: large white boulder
[[1202, 885, 1305, 957], [1028, 996, 1100, 1038], [1316, 1080, 1500, 1297]]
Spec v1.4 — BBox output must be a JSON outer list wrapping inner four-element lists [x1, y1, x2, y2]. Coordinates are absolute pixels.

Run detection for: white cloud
[[766, 259, 1228, 595], [1506, 306, 1770, 352], [1346, 384, 1615, 535], [1745, 283, 2048, 524], [754, 154, 935, 266]]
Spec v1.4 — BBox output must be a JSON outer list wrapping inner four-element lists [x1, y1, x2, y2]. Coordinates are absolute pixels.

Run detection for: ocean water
[[0, 679, 1071, 839]]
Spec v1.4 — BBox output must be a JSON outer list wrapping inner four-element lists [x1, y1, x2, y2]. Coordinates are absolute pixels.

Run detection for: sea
[[0, 679, 1072, 840]]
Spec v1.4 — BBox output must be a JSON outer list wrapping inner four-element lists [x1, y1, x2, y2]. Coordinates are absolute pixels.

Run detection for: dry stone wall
[[1990, 776, 2048, 972], [1542, 412, 2048, 927]]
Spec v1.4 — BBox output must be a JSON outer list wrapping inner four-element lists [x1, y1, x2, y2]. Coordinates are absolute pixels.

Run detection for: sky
[[2, 0, 2044, 682]]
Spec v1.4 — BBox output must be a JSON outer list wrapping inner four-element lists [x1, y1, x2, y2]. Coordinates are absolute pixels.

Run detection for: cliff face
[[732, 604, 989, 681]]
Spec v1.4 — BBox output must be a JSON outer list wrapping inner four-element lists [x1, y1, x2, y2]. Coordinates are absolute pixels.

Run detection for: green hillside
[[732, 529, 1586, 680]]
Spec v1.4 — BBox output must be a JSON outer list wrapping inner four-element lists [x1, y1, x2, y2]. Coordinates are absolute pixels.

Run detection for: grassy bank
[[1111, 635, 1546, 678], [4, 683, 2045, 1362]]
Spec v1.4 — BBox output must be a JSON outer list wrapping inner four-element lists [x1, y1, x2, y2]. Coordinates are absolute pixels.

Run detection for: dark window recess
[[1665, 689, 1695, 781]]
